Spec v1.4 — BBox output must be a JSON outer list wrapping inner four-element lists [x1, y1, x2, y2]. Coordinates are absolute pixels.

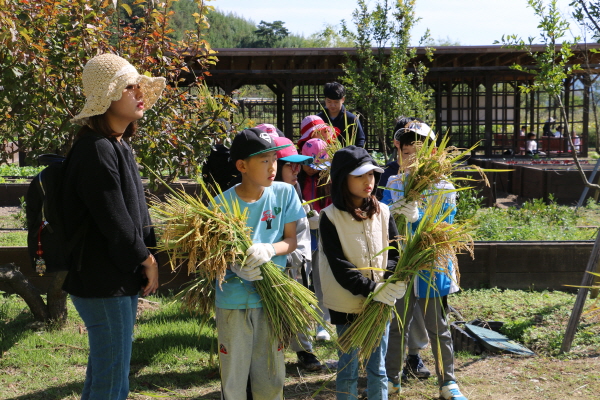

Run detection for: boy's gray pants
[[385, 291, 456, 385], [406, 301, 430, 354], [217, 307, 285, 400]]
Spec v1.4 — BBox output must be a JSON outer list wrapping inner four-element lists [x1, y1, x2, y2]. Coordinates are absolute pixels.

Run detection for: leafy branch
[[499, 0, 599, 191]]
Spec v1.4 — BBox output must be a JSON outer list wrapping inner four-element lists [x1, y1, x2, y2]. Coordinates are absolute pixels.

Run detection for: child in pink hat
[[298, 115, 340, 150]]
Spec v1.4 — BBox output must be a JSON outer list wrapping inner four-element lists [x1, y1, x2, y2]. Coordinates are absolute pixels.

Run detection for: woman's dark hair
[[76, 114, 138, 140], [275, 160, 303, 200], [298, 168, 331, 209], [324, 82, 345, 100], [341, 175, 380, 221]]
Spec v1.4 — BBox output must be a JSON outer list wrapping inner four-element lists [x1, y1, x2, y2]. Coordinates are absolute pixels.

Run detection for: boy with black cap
[[213, 128, 306, 400], [316, 82, 366, 147]]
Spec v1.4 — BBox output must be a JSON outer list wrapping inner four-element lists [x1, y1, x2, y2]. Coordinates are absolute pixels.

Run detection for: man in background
[[316, 82, 366, 148]]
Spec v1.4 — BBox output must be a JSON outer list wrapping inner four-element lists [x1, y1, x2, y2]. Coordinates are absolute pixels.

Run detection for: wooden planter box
[[1, 241, 593, 295], [457, 241, 593, 291]]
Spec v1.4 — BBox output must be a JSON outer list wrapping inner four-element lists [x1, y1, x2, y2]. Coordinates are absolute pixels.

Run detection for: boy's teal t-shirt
[[213, 181, 305, 309]]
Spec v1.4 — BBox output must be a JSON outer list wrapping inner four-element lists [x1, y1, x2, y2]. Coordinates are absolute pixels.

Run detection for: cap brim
[[280, 154, 314, 165], [248, 143, 291, 158], [309, 161, 331, 170], [349, 163, 384, 176], [394, 122, 436, 141]]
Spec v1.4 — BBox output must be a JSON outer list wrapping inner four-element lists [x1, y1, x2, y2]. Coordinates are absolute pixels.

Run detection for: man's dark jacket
[[317, 106, 366, 148]]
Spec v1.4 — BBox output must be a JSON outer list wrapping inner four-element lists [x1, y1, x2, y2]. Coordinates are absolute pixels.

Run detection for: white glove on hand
[[245, 243, 276, 269], [231, 263, 263, 281], [373, 281, 407, 306], [308, 210, 320, 230], [390, 199, 419, 223]]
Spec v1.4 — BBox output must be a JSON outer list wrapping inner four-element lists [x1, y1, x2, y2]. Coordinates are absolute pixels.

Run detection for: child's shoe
[[296, 351, 322, 371], [387, 377, 401, 394], [315, 325, 330, 341], [439, 381, 467, 400], [404, 353, 431, 379]]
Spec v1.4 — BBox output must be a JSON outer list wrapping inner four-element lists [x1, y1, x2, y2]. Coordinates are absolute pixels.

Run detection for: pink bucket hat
[[254, 123, 280, 140], [298, 115, 340, 149], [301, 138, 329, 170]]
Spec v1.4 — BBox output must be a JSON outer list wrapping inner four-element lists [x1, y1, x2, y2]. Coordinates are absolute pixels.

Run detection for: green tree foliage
[[204, 9, 344, 48], [304, 24, 355, 47], [570, 0, 600, 41], [0, 0, 236, 187], [205, 10, 259, 48], [340, 0, 434, 157], [254, 20, 290, 47]]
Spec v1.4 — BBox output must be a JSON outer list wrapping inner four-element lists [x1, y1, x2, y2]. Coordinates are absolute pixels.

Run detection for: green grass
[[0, 293, 337, 399], [451, 288, 600, 356], [471, 197, 600, 241], [0, 289, 598, 399], [0, 164, 45, 177], [0, 231, 27, 246]]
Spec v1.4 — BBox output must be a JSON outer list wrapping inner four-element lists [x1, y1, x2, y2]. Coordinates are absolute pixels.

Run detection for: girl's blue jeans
[[335, 322, 389, 400], [71, 295, 138, 400]]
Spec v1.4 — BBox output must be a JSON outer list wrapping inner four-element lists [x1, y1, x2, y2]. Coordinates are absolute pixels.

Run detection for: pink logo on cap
[[302, 138, 328, 164]]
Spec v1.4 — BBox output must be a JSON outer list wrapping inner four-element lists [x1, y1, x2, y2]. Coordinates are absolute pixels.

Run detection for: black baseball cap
[[229, 128, 291, 162]]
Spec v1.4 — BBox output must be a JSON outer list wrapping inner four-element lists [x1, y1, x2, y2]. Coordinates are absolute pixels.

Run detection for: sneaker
[[296, 351, 322, 372], [388, 378, 401, 394], [439, 381, 468, 400], [315, 325, 331, 341], [404, 354, 431, 379]]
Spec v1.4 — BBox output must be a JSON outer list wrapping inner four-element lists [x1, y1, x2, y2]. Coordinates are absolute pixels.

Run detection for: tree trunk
[[47, 271, 69, 323], [0, 263, 68, 324]]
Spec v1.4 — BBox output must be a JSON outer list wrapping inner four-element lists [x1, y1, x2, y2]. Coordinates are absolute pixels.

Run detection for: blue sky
[[211, 0, 585, 46]]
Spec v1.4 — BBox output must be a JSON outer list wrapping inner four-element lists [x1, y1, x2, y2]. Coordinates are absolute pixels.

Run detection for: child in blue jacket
[[383, 120, 467, 400]]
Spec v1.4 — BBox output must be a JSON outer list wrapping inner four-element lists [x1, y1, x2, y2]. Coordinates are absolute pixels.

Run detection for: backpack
[[25, 153, 79, 276]]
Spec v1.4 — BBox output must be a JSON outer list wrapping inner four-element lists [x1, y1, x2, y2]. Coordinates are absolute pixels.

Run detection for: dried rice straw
[[336, 136, 480, 362], [150, 180, 328, 346]]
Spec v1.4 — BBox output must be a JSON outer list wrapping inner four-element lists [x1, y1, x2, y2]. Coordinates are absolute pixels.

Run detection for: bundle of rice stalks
[[393, 134, 488, 206], [151, 181, 327, 346], [152, 190, 249, 286], [337, 194, 474, 362]]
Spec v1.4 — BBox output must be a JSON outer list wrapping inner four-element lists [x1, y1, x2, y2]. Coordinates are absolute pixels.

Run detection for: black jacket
[[317, 106, 366, 147], [62, 130, 155, 297]]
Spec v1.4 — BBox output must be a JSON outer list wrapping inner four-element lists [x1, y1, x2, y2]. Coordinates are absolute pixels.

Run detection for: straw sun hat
[[71, 53, 166, 125]]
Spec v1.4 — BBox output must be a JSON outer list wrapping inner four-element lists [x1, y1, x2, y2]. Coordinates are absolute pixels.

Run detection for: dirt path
[[181, 352, 600, 400]]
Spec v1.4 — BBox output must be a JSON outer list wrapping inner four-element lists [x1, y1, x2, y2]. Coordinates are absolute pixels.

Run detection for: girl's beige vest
[[317, 203, 390, 314]]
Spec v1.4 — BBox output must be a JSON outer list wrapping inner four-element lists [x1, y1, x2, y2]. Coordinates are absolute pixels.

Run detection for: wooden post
[[560, 230, 600, 353], [283, 79, 294, 139]]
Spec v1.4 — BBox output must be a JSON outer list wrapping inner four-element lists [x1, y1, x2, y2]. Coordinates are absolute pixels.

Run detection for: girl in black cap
[[316, 145, 405, 400]]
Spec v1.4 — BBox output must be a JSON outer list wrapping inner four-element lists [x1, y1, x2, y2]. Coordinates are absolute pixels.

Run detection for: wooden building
[[195, 45, 600, 156]]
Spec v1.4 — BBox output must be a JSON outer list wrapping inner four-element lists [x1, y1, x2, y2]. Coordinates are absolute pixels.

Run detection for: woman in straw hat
[[61, 53, 165, 400]]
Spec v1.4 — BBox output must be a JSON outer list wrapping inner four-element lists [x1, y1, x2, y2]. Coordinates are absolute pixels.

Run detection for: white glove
[[373, 281, 407, 306], [390, 199, 419, 223], [308, 210, 320, 230], [231, 263, 263, 281], [245, 243, 276, 268]]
